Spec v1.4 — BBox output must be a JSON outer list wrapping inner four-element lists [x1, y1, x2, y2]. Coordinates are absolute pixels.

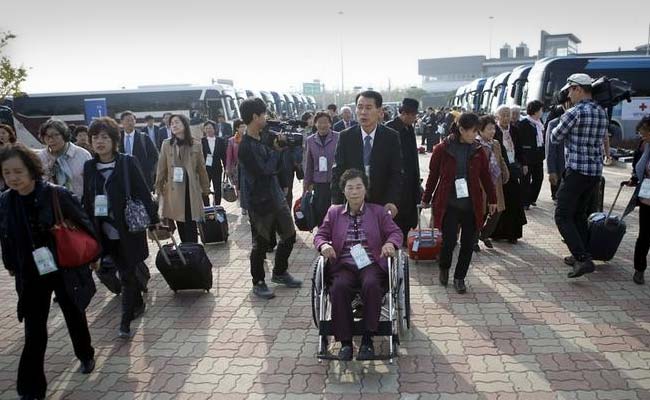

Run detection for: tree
[[0, 31, 27, 102]]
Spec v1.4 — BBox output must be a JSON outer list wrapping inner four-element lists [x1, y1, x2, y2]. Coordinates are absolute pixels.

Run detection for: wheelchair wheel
[[398, 253, 411, 333], [310, 257, 323, 328]]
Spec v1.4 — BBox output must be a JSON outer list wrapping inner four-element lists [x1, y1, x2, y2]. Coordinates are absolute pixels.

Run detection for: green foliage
[[0, 31, 27, 102]]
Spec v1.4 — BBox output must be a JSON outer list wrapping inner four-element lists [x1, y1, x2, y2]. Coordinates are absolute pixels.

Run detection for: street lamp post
[[338, 11, 345, 99], [488, 16, 494, 59]]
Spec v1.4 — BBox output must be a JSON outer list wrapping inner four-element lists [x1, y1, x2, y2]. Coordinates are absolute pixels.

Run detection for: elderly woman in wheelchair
[[313, 168, 403, 361]]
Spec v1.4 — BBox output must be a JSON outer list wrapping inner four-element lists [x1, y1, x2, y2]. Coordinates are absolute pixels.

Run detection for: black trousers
[[204, 167, 222, 206], [176, 183, 198, 243], [440, 206, 476, 279], [635, 202, 650, 272], [249, 204, 296, 284], [18, 272, 94, 398], [554, 169, 600, 261], [522, 161, 544, 206], [106, 241, 145, 327], [550, 173, 563, 201], [313, 182, 332, 228]]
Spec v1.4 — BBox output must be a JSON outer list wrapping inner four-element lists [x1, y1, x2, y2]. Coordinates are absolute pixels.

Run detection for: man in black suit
[[332, 106, 358, 132], [327, 104, 341, 125], [217, 115, 233, 139], [158, 112, 172, 141], [386, 98, 421, 241], [143, 115, 166, 150], [331, 90, 402, 216], [119, 111, 159, 190]]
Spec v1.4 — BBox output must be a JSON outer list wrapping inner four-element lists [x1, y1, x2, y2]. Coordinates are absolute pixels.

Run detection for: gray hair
[[495, 105, 510, 116], [39, 119, 71, 142], [340, 106, 352, 113], [510, 105, 521, 113]]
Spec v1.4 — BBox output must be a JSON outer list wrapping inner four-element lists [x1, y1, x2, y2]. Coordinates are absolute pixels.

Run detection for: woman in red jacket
[[422, 113, 497, 293]]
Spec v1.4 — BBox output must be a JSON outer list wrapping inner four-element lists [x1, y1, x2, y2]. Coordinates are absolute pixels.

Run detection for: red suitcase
[[407, 206, 442, 261]]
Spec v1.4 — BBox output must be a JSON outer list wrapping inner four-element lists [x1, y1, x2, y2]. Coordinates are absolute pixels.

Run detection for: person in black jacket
[[518, 100, 545, 209], [118, 111, 159, 190], [331, 91, 402, 217], [200, 120, 227, 205], [386, 98, 421, 242], [143, 114, 167, 151], [0, 143, 98, 399], [83, 117, 160, 339]]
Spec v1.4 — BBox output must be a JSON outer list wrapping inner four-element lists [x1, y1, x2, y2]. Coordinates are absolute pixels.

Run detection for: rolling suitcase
[[407, 205, 442, 261], [199, 206, 228, 243], [151, 229, 213, 292], [294, 191, 316, 232], [587, 181, 629, 261]]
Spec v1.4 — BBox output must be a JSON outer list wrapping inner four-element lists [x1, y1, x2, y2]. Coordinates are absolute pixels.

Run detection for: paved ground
[[1, 154, 649, 400]]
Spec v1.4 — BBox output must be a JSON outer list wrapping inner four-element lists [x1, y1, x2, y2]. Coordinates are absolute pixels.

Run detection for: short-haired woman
[[475, 115, 510, 250], [518, 100, 545, 209], [625, 116, 650, 284], [422, 113, 497, 293], [314, 168, 403, 360], [304, 111, 339, 227], [83, 117, 160, 338], [201, 120, 227, 205], [156, 114, 210, 243], [73, 125, 93, 154], [0, 143, 98, 399], [38, 119, 92, 199]]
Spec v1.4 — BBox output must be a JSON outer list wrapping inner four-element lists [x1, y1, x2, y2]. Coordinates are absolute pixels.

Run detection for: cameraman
[[238, 98, 302, 299], [551, 73, 608, 279]]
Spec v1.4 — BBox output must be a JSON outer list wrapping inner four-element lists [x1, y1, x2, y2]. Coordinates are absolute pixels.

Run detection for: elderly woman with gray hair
[[38, 119, 92, 199]]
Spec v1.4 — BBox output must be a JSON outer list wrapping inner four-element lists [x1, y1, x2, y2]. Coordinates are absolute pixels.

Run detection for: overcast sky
[[3, 0, 648, 94]]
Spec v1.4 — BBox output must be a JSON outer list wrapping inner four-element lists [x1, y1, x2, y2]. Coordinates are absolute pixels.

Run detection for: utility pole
[[646, 22, 649, 56], [338, 11, 345, 97], [488, 16, 495, 59]]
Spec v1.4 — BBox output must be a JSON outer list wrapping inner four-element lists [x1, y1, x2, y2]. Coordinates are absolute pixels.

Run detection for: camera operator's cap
[[401, 98, 419, 114], [561, 73, 594, 92]]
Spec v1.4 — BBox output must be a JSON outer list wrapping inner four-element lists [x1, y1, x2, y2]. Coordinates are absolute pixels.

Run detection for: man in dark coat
[[331, 90, 402, 216], [386, 98, 421, 242], [143, 115, 166, 150], [217, 115, 233, 139], [118, 111, 159, 190]]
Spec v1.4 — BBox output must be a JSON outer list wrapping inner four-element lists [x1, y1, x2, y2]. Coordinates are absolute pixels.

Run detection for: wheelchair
[[310, 250, 411, 363]]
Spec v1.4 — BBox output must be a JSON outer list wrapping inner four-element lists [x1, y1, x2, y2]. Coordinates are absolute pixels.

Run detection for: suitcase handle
[[149, 225, 188, 266], [605, 181, 627, 220], [416, 204, 434, 240]]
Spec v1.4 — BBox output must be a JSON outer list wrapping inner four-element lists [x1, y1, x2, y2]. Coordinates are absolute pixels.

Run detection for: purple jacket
[[314, 203, 403, 272], [304, 130, 339, 187]]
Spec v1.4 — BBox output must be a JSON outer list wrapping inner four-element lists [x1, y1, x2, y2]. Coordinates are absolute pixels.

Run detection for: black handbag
[[123, 157, 151, 232], [508, 162, 523, 181]]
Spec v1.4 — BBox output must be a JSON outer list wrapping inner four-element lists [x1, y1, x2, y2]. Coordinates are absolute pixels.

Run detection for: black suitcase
[[587, 182, 629, 261], [151, 230, 213, 292], [199, 206, 228, 243]]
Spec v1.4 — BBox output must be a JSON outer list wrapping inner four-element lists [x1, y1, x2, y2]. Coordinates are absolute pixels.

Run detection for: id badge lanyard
[[18, 197, 58, 275]]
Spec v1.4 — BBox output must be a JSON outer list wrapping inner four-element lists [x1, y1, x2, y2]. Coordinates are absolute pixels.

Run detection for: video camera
[[556, 76, 632, 110], [263, 119, 307, 148]]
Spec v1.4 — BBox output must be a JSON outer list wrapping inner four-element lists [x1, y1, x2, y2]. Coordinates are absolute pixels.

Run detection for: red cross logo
[[640, 103, 648, 112]]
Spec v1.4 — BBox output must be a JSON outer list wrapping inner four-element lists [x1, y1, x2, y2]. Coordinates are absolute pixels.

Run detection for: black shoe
[[78, 358, 95, 374], [634, 271, 645, 285], [338, 345, 353, 361], [564, 255, 576, 266], [266, 246, 276, 253], [271, 272, 302, 288], [20, 395, 44, 400], [454, 279, 467, 294], [118, 320, 132, 339], [357, 343, 375, 360], [508, 238, 518, 244], [253, 281, 275, 299], [473, 243, 481, 252], [482, 238, 494, 249], [567, 259, 596, 278], [523, 205, 530, 210], [439, 268, 449, 286], [531, 202, 537, 207]]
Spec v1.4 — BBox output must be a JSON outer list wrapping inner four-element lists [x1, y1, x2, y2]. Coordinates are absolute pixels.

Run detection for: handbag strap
[[51, 187, 64, 225], [122, 156, 132, 199]]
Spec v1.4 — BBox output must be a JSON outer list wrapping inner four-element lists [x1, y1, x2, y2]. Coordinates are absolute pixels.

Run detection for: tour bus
[[479, 76, 496, 114], [452, 85, 466, 108], [245, 89, 262, 100], [505, 65, 533, 108], [465, 78, 487, 113], [260, 91, 277, 114], [270, 91, 287, 116], [306, 95, 318, 111], [220, 87, 241, 120], [10, 84, 236, 144], [282, 93, 297, 118], [235, 89, 247, 108], [523, 55, 650, 143], [489, 71, 511, 115]]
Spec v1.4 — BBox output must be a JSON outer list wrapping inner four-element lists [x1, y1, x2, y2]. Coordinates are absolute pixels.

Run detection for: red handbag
[[50, 188, 101, 268]]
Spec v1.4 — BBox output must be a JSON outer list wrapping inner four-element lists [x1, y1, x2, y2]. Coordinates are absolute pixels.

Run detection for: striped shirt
[[551, 99, 608, 177]]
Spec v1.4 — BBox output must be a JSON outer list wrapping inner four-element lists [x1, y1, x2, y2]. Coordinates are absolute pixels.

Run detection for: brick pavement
[[1, 156, 649, 400]]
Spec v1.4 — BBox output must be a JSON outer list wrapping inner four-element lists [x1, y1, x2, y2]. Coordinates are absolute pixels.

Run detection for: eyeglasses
[[42, 132, 62, 140]]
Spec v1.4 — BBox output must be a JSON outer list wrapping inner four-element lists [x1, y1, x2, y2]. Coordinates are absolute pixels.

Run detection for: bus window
[[206, 99, 225, 121]]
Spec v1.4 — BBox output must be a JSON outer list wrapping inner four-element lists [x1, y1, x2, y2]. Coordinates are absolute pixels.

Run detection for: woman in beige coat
[[155, 114, 210, 243], [476, 115, 510, 251]]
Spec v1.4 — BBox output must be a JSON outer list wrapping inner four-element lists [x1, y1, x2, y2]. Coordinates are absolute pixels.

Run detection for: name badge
[[507, 151, 515, 164], [94, 195, 108, 217], [350, 244, 372, 270], [455, 178, 469, 199], [365, 165, 371, 178], [640, 179, 650, 199], [318, 156, 328, 172], [173, 167, 184, 183], [33, 247, 57, 275], [205, 154, 213, 167], [412, 239, 420, 252]]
